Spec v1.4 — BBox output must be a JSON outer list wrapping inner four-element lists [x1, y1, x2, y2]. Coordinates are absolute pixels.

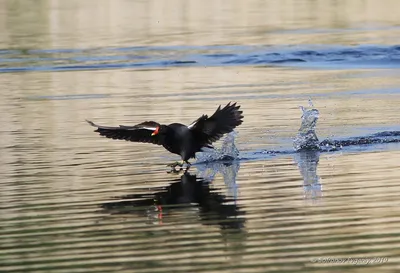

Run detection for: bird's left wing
[[86, 120, 166, 146], [188, 102, 243, 147]]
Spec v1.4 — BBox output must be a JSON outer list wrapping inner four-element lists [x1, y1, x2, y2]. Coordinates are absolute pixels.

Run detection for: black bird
[[86, 102, 243, 168]]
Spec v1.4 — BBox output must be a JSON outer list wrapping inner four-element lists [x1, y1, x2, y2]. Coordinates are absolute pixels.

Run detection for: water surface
[[1, 0, 400, 272]]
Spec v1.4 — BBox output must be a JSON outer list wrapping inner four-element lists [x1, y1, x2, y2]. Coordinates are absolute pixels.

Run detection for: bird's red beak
[[151, 126, 159, 136]]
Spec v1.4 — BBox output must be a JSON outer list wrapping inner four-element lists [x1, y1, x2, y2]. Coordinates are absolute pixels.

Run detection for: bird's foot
[[166, 161, 191, 173], [167, 168, 184, 174], [166, 161, 184, 168]]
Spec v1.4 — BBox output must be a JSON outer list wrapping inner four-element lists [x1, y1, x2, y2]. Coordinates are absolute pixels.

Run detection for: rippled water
[[1, 0, 400, 272], [1, 44, 400, 73]]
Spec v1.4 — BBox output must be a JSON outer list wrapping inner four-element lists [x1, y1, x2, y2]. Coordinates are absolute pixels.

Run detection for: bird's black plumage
[[86, 102, 243, 162]]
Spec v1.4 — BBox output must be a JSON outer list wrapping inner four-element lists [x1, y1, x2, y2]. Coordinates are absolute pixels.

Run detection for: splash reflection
[[294, 150, 322, 200]]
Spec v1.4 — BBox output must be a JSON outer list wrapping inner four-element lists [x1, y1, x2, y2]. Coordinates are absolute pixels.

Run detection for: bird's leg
[[184, 160, 191, 171]]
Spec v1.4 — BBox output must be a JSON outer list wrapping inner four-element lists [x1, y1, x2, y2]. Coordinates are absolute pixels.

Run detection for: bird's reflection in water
[[293, 150, 322, 200], [101, 161, 245, 232]]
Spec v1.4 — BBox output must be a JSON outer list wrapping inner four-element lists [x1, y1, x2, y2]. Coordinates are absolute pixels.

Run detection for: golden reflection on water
[[0, 0, 400, 48]]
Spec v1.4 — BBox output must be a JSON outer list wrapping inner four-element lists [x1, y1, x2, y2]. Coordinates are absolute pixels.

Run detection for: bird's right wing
[[86, 120, 166, 145]]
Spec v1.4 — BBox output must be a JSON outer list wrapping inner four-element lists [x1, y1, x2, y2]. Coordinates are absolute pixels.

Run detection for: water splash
[[196, 131, 240, 163], [319, 134, 400, 151], [293, 99, 320, 151], [293, 100, 400, 153]]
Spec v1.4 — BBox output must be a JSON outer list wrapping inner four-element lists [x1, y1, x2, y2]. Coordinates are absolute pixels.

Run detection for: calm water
[[1, 0, 400, 272]]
